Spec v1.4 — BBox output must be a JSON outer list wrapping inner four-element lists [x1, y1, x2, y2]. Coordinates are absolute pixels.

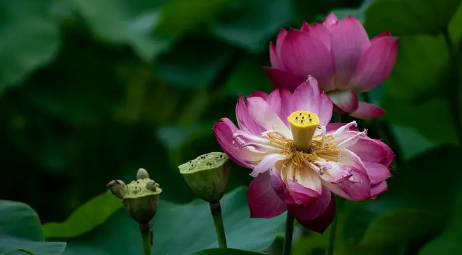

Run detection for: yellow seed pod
[[287, 111, 320, 151]]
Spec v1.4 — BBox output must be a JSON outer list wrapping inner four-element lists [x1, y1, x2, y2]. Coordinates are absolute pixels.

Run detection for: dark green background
[[1, 0, 462, 254]]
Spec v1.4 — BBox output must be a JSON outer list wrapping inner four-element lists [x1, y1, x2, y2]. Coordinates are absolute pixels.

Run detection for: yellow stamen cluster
[[265, 111, 340, 185]]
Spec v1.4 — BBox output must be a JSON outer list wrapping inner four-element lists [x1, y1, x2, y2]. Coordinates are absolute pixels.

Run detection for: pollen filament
[[287, 111, 320, 151]]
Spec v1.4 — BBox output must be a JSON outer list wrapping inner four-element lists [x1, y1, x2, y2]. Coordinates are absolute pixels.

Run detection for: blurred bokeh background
[[1, 0, 462, 254]]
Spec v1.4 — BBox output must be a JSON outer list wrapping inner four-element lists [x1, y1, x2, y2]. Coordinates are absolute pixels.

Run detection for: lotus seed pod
[[179, 152, 230, 203], [107, 169, 162, 224], [106, 180, 127, 199]]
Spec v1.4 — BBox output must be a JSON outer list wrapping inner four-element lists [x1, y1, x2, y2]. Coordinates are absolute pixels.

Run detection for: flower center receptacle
[[287, 111, 320, 151]]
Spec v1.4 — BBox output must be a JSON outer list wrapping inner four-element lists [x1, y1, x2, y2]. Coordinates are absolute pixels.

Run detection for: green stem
[[443, 28, 462, 147], [282, 213, 295, 255], [139, 223, 152, 255], [210, 201, 228, 248]]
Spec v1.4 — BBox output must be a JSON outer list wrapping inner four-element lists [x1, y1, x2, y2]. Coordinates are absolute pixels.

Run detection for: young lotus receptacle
[[179, 152, 230, 203]]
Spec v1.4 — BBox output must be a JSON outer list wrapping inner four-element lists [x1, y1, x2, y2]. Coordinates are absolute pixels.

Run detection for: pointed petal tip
[[349, 102, 385, 119], [301, 21, 310, 31]]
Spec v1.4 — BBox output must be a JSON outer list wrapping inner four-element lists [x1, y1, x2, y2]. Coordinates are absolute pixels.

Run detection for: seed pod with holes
[[179, 152, 230, 203], [107, 168, 162, 224]]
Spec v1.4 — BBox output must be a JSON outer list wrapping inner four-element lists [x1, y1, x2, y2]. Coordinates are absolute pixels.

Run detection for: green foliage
[[343, 146, 461, 244], [49, 187, 284, 255], [385, 34, 450, 101], [419, 196, 462, 255], [224, 57, 273, 96], [360, 209, 442, 246], [209, 0, 292, 53], [155, 0, 234, 38], [43, 191, 122, 239], [0, 200, 66, 255], [364, 0, 461, 36], [191, 248, 265, 255], [155, 37, 236, 88], [2, 0, 462, 254], [67, 0, 173, 62], [0, 0, 59, 90], [382, 94, 458, 144]]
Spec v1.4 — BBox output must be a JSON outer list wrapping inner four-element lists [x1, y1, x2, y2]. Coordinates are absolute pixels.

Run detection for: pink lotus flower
[[265, 13, 399, 119], [213, 77, 393, 233]]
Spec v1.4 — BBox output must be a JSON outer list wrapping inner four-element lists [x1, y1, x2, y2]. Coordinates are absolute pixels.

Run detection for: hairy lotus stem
[[210, 201, 227, 248], [140, 222, 152, 255], [282, 213, 294, 255]]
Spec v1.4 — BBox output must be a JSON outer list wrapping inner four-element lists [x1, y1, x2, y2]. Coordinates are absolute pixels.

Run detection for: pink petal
[[347, 137, 386, 163], [328, 90, 359, 113], [301, 21, 310, 31], [315, 161, 353, 184], [247, 172, 287, 218], [250, 153, 286, 177], [331, 121, 359, 140], [349, 101, 385, 119], [246, 97, 292, 138], [309, 23, 332, 51], [269, 42, 283, 69], [374, 140, 394, 167], [326, 123, 359, 132], [276, 29, 288, 64], [317, 93, 334, 126], [279, 88, 294, 126], [363, 162, 392, 185], [236, 97, 264, 135], [328, 17, 370, 89], [341, 149, 368, 171], [371, 31, 392, 43], [270, 167, 320, 205], [296, 193, 336, 233], [280, 30, 334, 88], [336, 131, 366, 149], [213, 119, 253, 168], [288, 178, 321, 205], [263, 67, 305, 92], [250, 91, 268, 99], [266, 88, 282, 116], [370, 181, 388, 198], [348, 36, 399, 93], [323, 12, 339, 28], [323, 150, 371, 201], [324, 169, 370, 201], [288, 186, 332, 222], [291, 77, 333, 126]]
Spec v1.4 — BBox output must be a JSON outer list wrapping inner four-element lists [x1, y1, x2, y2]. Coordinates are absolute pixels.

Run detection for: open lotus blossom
[[265, 13, 399, 119], [213, 77, 393, 233]]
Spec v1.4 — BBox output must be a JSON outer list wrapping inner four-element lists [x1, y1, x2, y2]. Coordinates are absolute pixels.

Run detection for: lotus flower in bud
[[213, 77, 393, 233], [265, 13, 399, 119]]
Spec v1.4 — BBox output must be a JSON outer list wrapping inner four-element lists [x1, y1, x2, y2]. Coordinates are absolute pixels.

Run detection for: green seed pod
[[179, 152, 230, 203], [106, 180, 127, 199], [107, 169, 162, 224]]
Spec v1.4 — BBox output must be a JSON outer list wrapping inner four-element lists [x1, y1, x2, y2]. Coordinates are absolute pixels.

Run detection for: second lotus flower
[[265, 13, 399, 119], [213, 77, 393, 233]]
